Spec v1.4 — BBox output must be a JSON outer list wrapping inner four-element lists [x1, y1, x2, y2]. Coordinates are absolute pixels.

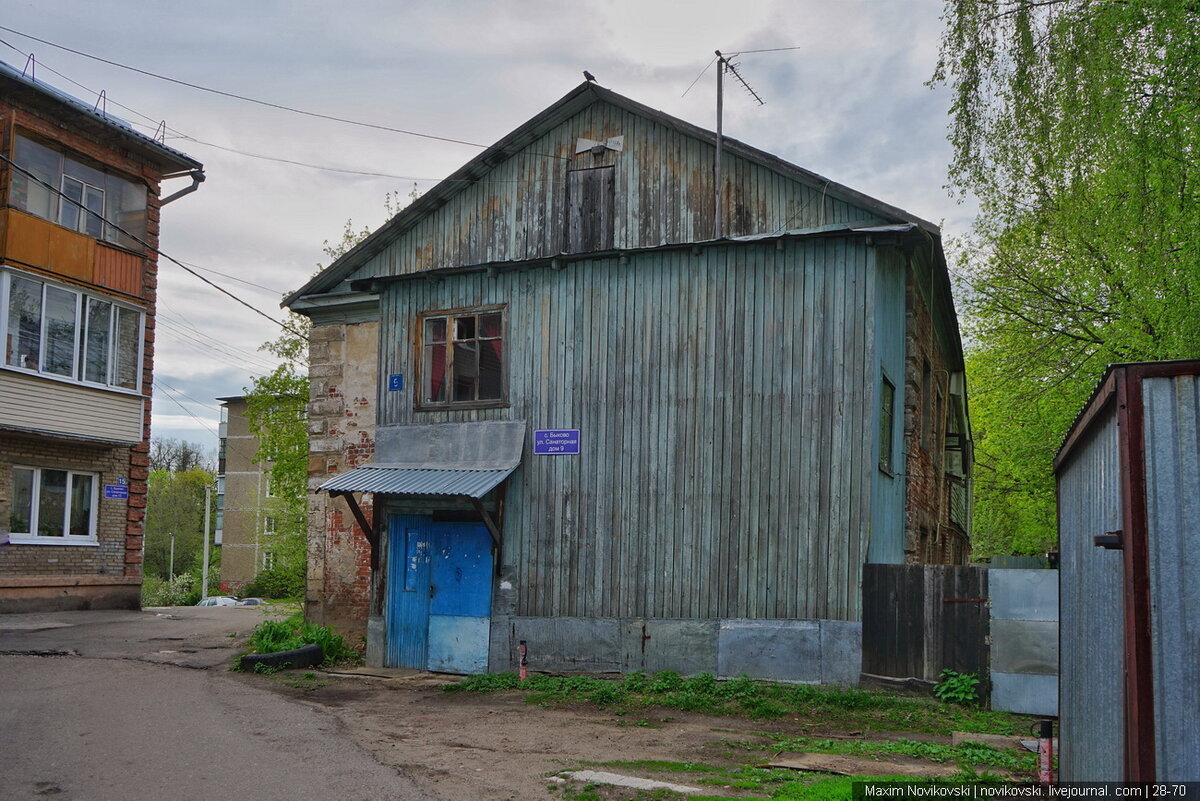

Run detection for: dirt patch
[[233, 671, 977, 801]]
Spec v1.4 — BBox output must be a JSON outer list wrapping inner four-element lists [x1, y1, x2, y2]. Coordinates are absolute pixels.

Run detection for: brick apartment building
[[0, 60, 203, 611]]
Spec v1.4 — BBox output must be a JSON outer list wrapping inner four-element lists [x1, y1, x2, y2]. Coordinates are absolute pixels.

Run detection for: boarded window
[[566, 166, 614, 253]]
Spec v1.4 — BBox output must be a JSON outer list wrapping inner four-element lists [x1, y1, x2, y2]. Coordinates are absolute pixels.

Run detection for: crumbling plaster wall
[[305, 320, 378, 638]]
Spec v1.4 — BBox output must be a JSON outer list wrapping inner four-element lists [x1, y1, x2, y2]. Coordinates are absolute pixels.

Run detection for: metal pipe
[[160, 169, 205, 206], [201, 484, 211, 599], [714, 51, 724, 240]]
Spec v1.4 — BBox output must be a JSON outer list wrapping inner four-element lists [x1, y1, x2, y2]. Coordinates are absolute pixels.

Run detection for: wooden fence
[[861, 564, 989, 687]]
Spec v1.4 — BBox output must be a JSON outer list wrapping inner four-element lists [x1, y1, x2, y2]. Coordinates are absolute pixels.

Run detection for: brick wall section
[[305, 320, 378, 639], [903, 267, 968, 565], [0, 434, 131, 576]]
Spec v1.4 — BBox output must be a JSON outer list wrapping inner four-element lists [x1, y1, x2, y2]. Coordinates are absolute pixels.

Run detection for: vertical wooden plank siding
[[348, 101, 884, 285], [378, 237, 878, 622]]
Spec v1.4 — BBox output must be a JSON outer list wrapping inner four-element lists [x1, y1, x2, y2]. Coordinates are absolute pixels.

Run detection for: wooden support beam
[[466, 496, 502, 548], [332, 490, 379, 571]]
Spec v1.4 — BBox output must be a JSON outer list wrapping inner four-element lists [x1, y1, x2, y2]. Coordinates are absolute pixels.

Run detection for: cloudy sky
[[1, 0, 971, 458]]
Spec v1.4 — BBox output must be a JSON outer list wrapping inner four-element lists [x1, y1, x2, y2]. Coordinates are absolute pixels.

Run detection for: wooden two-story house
[[286, 82, 971, 680]]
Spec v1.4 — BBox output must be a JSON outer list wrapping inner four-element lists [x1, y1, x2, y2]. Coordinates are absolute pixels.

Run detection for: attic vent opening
[[566, 165, 614, 254]]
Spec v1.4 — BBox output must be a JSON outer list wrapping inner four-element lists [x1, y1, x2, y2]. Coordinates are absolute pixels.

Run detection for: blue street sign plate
[[104, 484, 129, 500], [533, 429, 581, 455]]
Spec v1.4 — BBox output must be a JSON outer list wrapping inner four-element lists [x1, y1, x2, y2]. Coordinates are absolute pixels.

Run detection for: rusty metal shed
[[1055, 360, 1200, 782]]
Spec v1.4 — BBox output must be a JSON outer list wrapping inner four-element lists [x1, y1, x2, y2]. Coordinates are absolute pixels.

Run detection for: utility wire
[[153, 380, 219, 437], [2, 37, 569, 182], [169, 258, 285, 295], [727, 45, 806, 55], [0, 25, 491, 151], [2, 26, 571, 160], [0, 152, 308, 340], [154, 377, 221, 413], [681, 55, 718, 98]]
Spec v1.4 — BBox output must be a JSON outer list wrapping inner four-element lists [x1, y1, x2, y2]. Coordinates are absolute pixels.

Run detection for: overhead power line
[[0, 25, 491, 150]]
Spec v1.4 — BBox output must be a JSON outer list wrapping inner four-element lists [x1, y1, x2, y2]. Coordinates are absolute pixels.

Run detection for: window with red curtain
[[420, 307, 504, 407]]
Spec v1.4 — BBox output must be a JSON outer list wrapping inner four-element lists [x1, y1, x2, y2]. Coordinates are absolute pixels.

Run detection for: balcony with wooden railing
[[0, 207, 145, 298]]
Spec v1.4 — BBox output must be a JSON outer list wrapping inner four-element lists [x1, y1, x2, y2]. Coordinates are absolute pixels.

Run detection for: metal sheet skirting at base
[[491, 616, 861, 684]]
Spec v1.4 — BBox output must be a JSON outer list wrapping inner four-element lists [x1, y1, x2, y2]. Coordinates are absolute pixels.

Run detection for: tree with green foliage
[[240, 192, 413, 597], [143, 466, 215, 581], [242, 319, 311, 598], [933, 0, 1200, 555]]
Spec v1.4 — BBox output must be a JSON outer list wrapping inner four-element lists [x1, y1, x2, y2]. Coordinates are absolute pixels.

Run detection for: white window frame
[[8, 465, 100, 546], [1, 268, 144, 394], [11, 131, 147, 252]]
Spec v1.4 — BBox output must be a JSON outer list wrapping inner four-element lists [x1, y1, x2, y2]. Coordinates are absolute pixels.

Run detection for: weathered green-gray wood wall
[[346, 100, 885, 282], [378, 236, 879, 622]]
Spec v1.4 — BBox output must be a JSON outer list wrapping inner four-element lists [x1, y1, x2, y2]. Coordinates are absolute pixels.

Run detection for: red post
[[1037, 720, 1055, 784]]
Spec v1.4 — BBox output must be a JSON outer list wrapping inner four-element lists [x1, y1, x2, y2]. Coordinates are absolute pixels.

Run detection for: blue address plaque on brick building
[[533, 429, 580, 455]]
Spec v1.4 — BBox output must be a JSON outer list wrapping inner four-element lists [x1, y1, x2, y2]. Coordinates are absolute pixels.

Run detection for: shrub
[[142, 573, 200, 606], [242, 565, 304, 600], [243, 612, 357, 667], [934, 670, 981, 705]]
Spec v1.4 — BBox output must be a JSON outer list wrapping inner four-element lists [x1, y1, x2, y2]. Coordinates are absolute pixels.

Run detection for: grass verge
[[444, 671, 1026, 736]]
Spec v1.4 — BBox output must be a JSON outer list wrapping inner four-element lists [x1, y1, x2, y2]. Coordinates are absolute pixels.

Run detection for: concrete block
[[990, 569, 1058, 621], [992, 672, 1058, 717], [717, 619, 821, 682], [991, 619, 1058, 675], [620, 619, 717, 675], [365, 615, 384, 668], [819, 620, 862, 686], [488, 616, 514, 671]]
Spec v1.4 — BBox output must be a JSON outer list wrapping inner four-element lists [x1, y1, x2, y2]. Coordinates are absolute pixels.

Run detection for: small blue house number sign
[[387, 374, 404, 391], [533, 429, 580, 455]]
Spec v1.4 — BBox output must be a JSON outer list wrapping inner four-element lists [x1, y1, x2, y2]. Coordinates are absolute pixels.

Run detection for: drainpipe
[[160, 169, 205, 206]]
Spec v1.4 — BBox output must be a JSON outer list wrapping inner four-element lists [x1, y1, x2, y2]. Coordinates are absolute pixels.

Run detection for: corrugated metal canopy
[[320, 421, 526, 498], [319, 464, 517, 498]]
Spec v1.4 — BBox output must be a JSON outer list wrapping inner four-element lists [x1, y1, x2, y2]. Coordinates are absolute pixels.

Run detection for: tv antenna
[[714, 50, 764, 238]]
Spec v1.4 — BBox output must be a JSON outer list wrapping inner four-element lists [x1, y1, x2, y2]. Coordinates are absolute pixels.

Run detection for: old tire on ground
[[240, 643, 323, 672]]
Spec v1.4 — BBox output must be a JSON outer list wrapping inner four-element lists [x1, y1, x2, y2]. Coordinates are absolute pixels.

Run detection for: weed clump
[[243, 612, 358, 668]]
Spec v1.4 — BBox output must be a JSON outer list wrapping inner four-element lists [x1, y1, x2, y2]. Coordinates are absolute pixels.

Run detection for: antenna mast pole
[[714, 50, 725, 239]]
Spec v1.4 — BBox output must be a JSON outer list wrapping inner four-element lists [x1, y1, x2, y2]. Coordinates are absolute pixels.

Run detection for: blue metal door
[[428, 522, 494, 674], [386, 516, 494, 673], [386, 515, 432, 669]]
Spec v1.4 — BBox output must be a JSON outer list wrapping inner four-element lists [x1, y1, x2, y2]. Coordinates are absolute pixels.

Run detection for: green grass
[[554, 762, 1007, 801], [444, 671, 1027, 736], [242, 612, 359, 667], [729, 734, 1034, 773]]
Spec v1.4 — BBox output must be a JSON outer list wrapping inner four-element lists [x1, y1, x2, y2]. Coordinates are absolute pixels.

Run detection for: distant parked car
[[237, 597, 266, 606], [195, 596, 238, 607]]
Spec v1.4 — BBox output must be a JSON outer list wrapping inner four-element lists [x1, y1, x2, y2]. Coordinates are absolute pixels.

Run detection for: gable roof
[[284, 81, 940, 307]]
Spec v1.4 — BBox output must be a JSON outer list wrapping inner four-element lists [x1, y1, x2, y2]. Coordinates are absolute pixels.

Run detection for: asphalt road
[[0, 607, 424, 801]]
